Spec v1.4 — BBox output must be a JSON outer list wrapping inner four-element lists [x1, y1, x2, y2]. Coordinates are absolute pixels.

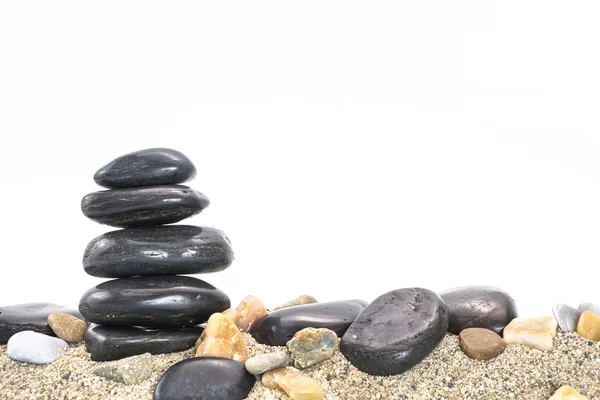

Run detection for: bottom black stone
[[85, 325, 204, 361]]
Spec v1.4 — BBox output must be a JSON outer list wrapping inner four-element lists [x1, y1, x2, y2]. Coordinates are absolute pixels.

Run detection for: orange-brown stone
[[459, 328, 506, 360], [195, 313, 248, 363], [577, 311, 600, 341], [236, 295, 268, 332], [262, 367, 324, 400]]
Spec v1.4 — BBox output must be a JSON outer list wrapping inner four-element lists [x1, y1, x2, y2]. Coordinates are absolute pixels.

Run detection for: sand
[[0, 331, 598, 400]]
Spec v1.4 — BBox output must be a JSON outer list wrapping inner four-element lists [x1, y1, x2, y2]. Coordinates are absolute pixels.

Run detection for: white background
[[0, 2, 599, 318]]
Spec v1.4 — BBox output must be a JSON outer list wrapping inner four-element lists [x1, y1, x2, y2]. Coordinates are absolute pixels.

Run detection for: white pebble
[[7, 331, 68, 364]]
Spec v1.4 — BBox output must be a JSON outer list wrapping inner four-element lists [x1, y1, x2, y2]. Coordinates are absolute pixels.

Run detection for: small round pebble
[[245, 351, 290, 375], [48, 312, 87, 343], [459, 327, 506, 360], [7, 331, 68, 364]]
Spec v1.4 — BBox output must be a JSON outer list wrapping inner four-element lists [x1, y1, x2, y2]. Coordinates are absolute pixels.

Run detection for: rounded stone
[[154, 357, 256, 400], [79, 275, 230, 328], [47, 312, 88, 343], [459, 327, 506, 360], [287, 327, 339, 369], [245, 352, 290, 375], [7, 331, 68, 364], [249, 300, 368, 346], [577, 311, 600, 341], [85, 325, 204, 361], [83, 225, 234, 278], [552, 304, 582, 333], [94, 148, 197, 189], [341, 288, 449, 376], [440, 286, 518, 335], [81, 185, 209, 228]]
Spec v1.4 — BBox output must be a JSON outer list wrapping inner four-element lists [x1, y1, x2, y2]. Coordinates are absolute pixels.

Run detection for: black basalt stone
[[79, 276, 230, 328], [249, 300, 368, 346], [94, 148, 197, 189], [154, 357, 256, 400], [341, 288, 449, 376], [81, 185, 209, 228], [0, 303, 84, 344], [83, 225, 234, 278], [85, 324, 204, 361], [440, 286, 518, 335]]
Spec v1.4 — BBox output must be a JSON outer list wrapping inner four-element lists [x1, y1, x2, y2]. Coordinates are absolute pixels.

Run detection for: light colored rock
[[222, 308, 239, 325], [459, 327, 506, 360], [552, 304, 582, 333], [48, 312, 88, 343], [578, 302, 600, 316], [245, 351, 290, 375], [262, 367, 325, 400], [548, 385, 588, 400], [196, 312, 248, 363], [92, 353, 152, 385], [273, 295, 318, 311], [503, 315, 557, 350], [287, 327, 339, 368], [236, 295, 268, 332], [7, 331, 68, 364], [577, 311, 600, 341]]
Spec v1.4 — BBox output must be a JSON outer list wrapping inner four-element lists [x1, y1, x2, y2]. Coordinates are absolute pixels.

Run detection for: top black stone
[[94, 148, 197, 189]]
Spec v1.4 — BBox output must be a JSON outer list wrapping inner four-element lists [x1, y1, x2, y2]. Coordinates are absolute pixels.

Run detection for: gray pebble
[[578, 302, 600, 315], [552, 304, 581, 332], [7, 331, 68, 364], [92, 353, 152, 385], [245, 351, 290, 375]]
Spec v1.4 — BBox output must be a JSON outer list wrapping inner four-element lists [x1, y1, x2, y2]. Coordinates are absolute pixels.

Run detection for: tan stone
[[222, 308, 239, 325], [503, 315, 557, 350], [195, 313, 248, 363], [548, 385, 588, 400], [576, 311, 600, 341], [459, 328, 506, 360], [287, 328, 339, 368], [236, 295, 268, 332], [262, 367, 324, 400], [47, 312, 87, 343], [274, 295, 318, 311]]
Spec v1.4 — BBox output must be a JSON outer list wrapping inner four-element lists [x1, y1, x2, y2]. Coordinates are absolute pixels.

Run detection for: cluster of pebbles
[[0, 148, 599, 400]]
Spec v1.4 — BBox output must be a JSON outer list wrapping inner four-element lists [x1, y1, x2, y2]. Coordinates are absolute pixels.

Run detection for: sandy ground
[[0, 331, 598, 400]]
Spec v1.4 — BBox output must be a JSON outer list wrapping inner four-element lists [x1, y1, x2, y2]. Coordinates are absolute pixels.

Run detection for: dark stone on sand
[[83, 225, 233, 278], [94, 148, 197, 189], [81, 185, 209, 228], [440, 286, 518, 335], [154, 357, 255, 400], [249, 300, 368, 346], [79, 276, 230, 328], [85, 325, 204, 361], [341, 288, 449, 376], [0, 303, 84, 344]]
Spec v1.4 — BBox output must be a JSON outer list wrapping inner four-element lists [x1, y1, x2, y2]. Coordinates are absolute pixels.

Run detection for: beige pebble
[[274, 295, 318, 311], [576, 311, 600, 341], [548, 385, 588, 400], [503, 315, 557, 350], [236, 295, 268, 332], [459, 328, 506, 360], [196, 312, 248, 363], [47, 312, 87, 343], [262, 367, 324, 400]]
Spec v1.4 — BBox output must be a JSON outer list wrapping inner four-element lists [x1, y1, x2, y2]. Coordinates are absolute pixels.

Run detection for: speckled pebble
[[246, 351, 290, 375]]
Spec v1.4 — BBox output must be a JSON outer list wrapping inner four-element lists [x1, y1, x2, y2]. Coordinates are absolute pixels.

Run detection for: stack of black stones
[[79, 148, 233, 361]]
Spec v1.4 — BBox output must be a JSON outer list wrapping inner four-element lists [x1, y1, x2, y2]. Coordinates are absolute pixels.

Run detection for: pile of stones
[[79, 148, 234, 361]]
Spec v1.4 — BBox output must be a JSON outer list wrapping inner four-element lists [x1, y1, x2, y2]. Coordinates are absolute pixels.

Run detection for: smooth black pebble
[[94, 148, 197, 189], [0, 303, 84, 344], [154, 357, 255, 400], [440, 286, 517, 335], [79, 275, 230, 328], [85, 324, 204, 361], [249, 300, 367, 346], [341, 288, 449, 376], [83, 225, 234, 278], [81, 185, 209, 228]]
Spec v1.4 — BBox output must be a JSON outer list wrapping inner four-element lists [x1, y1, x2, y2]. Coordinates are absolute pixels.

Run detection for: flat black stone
[[94, 148, 197, 189], [154, 357, 256, 400], [249, 300, 367, 346], [81, 185, 209, 228], [85, 324, 204, 361], [83, 225, 234, 278], [0, 303, 84, 344], [79, 276, 230, 328], [341, 288, 449, 376], [440, 286, 518, 335]]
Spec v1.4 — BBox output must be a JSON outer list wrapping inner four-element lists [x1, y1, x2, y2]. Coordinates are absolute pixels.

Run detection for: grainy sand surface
[[0, 332, 598, 400]]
